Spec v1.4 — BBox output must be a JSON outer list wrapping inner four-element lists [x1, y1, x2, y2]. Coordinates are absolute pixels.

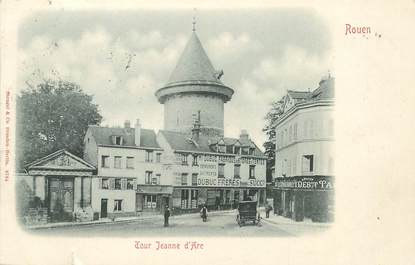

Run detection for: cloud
[[206, 32, 262, 66], [225, 46, 333, 146], [18, 28, 187, 131]]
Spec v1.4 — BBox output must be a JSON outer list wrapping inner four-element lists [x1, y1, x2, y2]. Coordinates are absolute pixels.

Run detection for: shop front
[[171, 178, 266, 214], [136, 185, 173, 214], [273, 175, 334, 222]]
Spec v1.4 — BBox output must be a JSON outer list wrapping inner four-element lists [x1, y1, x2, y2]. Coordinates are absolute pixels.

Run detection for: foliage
[[16, 80, 102, 170], [262, 98, 284, 182]]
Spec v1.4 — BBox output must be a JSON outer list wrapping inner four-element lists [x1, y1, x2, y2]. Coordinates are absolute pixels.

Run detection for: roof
[[287, 90, 310, 99], [88, 126, 160, 149], [166, 32, 223, 86], [309, 77, 335, 100], [159, 130, 265, 157], [25, 149, 95, 171]]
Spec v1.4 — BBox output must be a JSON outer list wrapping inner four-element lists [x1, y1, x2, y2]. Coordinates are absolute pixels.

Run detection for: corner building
[[272, 77, 335, 222], [156, 30, 267, 213]]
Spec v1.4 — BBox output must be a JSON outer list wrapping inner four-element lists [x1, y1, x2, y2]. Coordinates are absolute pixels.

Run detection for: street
[[30, 210, 331, 237]]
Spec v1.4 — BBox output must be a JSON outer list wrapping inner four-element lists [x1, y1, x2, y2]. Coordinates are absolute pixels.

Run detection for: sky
[[17, 8, 333, 148]]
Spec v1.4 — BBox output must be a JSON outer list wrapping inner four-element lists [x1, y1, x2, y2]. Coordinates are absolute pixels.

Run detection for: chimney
[[134, 119, 141, 146], [191, 111, 201, 142], [124, 120, 131, 128], [239, 129, 249, 143]]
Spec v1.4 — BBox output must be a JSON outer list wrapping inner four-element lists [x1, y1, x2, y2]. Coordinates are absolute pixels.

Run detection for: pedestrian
[[200, 204, 208, 222], [164, 205, 171, 227], [265, 204, 273, 218]]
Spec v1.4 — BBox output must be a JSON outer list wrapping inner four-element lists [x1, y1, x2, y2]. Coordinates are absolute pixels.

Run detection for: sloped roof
[[166, 32, 223, 86], [287, 90, 310, 99], [159, 130, 265, 157], [25, 149, 95, 171], [88, 126, 160, 149]]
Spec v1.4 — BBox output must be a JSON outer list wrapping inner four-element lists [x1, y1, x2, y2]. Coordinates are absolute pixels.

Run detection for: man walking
[[265, 203, 273, 218], [164, 205, 171, 227]]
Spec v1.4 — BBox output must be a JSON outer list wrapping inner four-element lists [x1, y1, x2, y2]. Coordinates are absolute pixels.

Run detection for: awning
[[136, 185, 173, 194]]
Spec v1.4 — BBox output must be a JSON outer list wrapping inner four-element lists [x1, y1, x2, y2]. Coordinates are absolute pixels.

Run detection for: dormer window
[[217, 139, 226, 153], [241, 146, 249, 155], [112, 135, 123, 145], [226, 145, 233, 154], [249, 147, 255, 156], [234, 146, 240, 155]]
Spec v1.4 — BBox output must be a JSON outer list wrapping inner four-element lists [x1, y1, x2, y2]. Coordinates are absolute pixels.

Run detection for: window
[[126, 157, 134, 169], [302, 155, 314, 174], [101, 156, 109, 168], [114, 178, 122, 190], [241, 147, 249, 155], [145, 151, 153, 162], [289, 125, 292, 142], [192, 173, 198, 186], [145, 171, 153, 184], [156, 153, 161, 163], [153, 174, 160, 185], [181, 189, 189, 209], [192, 155, 198, 166], [114, 156, 122, 168], [181, 173, 188, 185], [112, 136, 123, 145], [144, 195, 157, 209], [218, 144, 226, 153], [234, 146, 240, 155], [127, 178, 134, 190], [303, 121, 308, 138], [293, 157, 297, 176], [249, 165, 256, 179], [218, 164, 225, 178], [309, 120, 314, 138], [225, 190, 231, 204], [294, 123, 298, 140], [181, 154, 188, 165], [249, 147, 255, 156], [234, 164, 241, 179], [226, 145, 233, 153], [102, 178, 109, 189], [190, 190, 198, 209], [114, 200, 122, 211]]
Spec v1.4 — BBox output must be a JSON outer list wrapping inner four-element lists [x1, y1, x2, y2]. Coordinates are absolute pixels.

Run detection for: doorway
[[48, 177, 74, 222], [101, 199, 108, 218]]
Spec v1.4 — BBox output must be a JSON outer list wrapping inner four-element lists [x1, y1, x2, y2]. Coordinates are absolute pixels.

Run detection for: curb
[[27, 209, 237, 230]]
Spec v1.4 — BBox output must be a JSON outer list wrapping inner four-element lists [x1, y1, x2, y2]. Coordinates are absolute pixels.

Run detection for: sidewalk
[[26, 209, 237, 230], [258, 208, 332, 227]]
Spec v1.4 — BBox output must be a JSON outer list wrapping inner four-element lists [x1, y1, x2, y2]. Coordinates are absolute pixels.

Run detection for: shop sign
[[247, 179, 266, 187], [275, 176, 334, 190], [197, 178, 240, 187]]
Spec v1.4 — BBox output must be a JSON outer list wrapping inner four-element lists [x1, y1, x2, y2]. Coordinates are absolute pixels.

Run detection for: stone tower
[[155, 30, 234, 137]]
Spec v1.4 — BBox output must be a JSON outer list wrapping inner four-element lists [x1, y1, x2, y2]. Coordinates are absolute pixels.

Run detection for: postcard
[[1, 1, 414, 265]]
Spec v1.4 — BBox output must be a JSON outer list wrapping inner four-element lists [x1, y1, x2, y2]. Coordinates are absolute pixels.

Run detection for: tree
[[262, 98, 285, 182], [16, 80, 102, 170]]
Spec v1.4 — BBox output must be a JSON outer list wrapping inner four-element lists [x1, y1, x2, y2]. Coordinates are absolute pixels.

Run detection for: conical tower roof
[[155, 31, 234, 104], [166, 32, 223, 86]]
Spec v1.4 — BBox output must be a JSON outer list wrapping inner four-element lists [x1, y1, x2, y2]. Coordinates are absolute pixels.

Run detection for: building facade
[[273, 77, 335, 222], [83, 120, 171, 219], [157, 128, 267, 214], [19, 150, 95, 223]]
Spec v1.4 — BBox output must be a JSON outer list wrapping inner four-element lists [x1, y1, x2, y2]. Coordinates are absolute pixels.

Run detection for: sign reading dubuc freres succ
[[275, 176, 334, 190], [197, 178, 265, 187]]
